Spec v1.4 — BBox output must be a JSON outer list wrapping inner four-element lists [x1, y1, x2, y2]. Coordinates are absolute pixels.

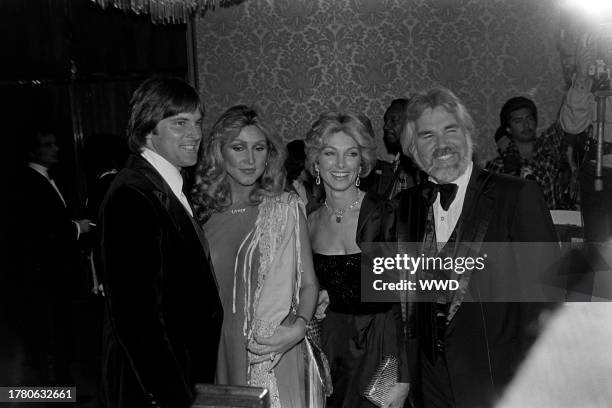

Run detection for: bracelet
[[296, 315, 309, 325]]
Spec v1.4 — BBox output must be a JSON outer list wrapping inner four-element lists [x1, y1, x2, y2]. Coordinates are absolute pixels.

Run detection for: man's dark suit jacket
[[100, 155, 223, 408], [361, 156, 420, 199], [355, 191, 411, 393], [392, 166, 559, 408], [356, 190, 395, 245], [19, 167, 79, 297], [15, 167, 80, 379]]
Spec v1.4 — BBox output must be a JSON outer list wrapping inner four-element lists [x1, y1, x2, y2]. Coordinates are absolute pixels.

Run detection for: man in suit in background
[[17, 130, 91, 384], [99, 77, 223, 408], [393, 87, 559, 408]]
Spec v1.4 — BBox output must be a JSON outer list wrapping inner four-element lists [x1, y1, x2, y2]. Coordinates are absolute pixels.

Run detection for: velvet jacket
[[100, 155, 223, 408], [392, 166, 559, 408]]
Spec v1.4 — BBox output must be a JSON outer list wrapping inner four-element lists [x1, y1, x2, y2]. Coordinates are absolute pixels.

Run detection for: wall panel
[[196, 0, 567, 163]]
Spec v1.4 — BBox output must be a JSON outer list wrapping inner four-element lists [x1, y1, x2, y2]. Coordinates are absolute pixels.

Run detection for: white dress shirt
[[431, 161, 473, 245], [141, 148, 193, 217]]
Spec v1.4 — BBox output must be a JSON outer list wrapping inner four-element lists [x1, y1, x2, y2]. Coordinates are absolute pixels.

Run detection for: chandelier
[[89, 0, 236, 24]]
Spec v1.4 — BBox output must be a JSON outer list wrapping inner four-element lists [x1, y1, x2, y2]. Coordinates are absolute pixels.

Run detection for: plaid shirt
[[486, 122, 572, 209], [391, 158, 412, 198]]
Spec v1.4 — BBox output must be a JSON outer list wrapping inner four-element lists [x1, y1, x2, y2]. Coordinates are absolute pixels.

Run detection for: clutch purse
[[362, 355, 398, 408]]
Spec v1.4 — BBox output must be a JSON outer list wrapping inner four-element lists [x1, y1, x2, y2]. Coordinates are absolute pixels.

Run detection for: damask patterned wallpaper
[[195, 0, 567, 163]]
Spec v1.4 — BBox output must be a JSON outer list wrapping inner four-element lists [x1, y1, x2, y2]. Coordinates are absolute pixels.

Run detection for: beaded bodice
[[313, 253, 390, 314]]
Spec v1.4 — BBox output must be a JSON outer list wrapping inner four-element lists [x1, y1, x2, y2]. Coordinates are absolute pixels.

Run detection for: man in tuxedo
[[16, 130, 91, 384], [394, 87, 559, 408], [99, 77, 223, 408]]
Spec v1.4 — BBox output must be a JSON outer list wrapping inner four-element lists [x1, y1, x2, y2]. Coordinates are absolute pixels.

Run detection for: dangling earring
[[355, 166, 361, 187], [315, 168, 321, 185]]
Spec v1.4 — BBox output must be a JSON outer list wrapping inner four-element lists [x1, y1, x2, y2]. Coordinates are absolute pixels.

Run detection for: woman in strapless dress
[[305, 113, 409, 408]]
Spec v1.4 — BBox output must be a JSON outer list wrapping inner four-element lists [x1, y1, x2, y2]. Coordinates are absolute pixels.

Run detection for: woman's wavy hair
[[191, 105, 286, 223], [304, 112, 377, 179]]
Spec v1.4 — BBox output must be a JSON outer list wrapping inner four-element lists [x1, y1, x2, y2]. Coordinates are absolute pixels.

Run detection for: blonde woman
[[192, 105, 318, 408], [306, 113, 409, 408]]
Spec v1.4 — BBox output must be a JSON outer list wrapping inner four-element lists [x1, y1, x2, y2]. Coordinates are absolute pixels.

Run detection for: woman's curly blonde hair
[[191, 105, 286, 223]]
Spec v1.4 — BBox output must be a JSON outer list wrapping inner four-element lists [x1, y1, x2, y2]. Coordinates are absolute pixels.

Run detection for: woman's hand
[[383, 382, 410, 408], [248, 318, 306, 369], [315, 290, 330, 319]]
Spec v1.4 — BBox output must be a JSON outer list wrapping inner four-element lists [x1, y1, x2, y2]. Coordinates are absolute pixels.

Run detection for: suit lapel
[[185, 211, 212, 260], [455, 167, 494, 248], [382, 165, 399, 199], [356, 191, 378, 239], [127, 155, 211, 262], [447, 167, 496, 323], [29, 168, 67, 211], [396, 186, 428, 243]]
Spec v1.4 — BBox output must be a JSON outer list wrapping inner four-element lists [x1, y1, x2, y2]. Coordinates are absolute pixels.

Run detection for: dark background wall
[[0, 0, 189, 391], [1, 0, 189, 209]]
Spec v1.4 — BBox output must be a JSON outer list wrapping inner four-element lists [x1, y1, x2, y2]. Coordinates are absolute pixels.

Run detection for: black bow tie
[[421, 181, 458, 211]]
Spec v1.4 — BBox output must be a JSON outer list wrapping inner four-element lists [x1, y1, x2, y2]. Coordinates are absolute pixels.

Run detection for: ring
[[270, 353, 275, 361]]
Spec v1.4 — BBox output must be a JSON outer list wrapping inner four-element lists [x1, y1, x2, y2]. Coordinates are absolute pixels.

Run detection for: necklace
[[324, 191, 363, 223], [230, 208, 246, 215]]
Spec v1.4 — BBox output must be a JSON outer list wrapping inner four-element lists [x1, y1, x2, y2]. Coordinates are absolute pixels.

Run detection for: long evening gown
[[204, 203, 305, 408], [314, 252, 400, 408]]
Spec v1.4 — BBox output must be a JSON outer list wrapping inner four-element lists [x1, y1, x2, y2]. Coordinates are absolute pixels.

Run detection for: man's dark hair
[[20, 128, 54, 164], [126, 77, 203, 153], [24, 128, 52, 152], [386, 98, 410, 113], [499, 96, 538, 131]]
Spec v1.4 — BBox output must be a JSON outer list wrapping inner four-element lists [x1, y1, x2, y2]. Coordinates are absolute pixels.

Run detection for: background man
[[99, 77, 222, 408], [362, 98, 420, 198], [16, 130, 91, 384], [394, 87, 558, 408], [486, 96, 573, 209]]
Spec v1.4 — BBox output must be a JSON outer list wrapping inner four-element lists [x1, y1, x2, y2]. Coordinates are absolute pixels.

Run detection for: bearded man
[[391, 87, 559, 408]]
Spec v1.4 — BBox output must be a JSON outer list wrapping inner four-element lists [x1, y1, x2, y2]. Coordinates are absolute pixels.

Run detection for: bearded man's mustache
[[432, 147, 456, 159]]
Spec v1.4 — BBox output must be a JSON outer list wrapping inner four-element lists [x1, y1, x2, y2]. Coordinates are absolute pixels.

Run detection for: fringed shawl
[[232, 192, 305, 408]]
